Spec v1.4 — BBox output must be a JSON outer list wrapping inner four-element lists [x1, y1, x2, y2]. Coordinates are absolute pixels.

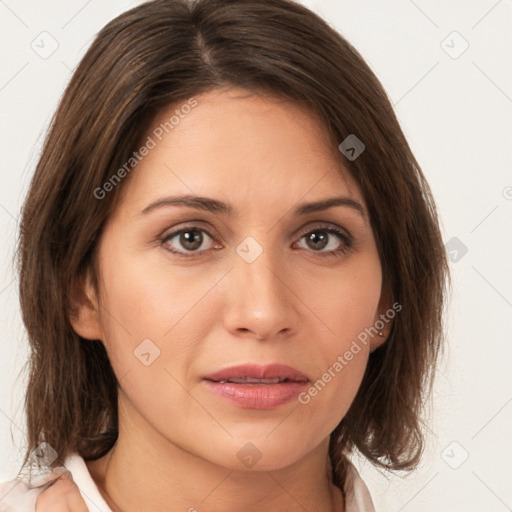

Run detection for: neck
[[87, 398, 344, 512]]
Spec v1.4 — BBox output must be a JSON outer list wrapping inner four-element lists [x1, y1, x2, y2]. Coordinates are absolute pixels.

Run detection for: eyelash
[[159, 223, 353, 259]]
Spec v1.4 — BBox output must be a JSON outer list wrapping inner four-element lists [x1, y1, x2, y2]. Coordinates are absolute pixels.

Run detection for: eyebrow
[[140, 194, 366, 218]]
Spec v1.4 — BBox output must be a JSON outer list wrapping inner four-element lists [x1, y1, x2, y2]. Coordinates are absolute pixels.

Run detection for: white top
[[0, 452, 375, 511]]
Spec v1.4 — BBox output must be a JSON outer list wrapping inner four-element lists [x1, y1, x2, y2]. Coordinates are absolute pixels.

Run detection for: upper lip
[[203, 363, 309, 383]]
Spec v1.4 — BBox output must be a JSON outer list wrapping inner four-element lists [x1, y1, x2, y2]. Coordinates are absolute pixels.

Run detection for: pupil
[[181, 230, 202, 250], [307, 231, 328, 250]]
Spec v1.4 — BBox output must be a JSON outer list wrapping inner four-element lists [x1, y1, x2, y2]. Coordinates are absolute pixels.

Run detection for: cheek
[[94, 243, 231, 432], [94, 250, 218, 436], [97, 242, 219, 354], [302, 249, 382, 346], [294, 253, 382, 422]]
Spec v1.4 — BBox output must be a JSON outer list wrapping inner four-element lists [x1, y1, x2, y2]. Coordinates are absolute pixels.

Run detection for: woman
[[0, 0, 449, 510]]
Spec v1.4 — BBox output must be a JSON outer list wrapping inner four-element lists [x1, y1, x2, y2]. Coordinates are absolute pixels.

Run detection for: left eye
[[295, 228, 350, 254]]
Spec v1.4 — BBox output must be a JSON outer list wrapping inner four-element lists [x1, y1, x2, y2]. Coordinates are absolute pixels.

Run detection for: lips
[[203, 363, 309, 384], [203, 364, 309, 409]]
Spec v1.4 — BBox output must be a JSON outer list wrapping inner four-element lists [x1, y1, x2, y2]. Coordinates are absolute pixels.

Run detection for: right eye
[[161, 224, 220, 258]]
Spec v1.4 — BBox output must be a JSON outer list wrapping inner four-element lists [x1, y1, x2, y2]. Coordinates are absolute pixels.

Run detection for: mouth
[[212, 377, 298, 384], [203, 363, 309, 383], [202, 363, 309, 409]]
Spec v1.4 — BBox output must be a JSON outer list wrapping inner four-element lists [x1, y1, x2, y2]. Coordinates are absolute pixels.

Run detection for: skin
[[35, 472, 88, 512], [68, 86, 390, 512]]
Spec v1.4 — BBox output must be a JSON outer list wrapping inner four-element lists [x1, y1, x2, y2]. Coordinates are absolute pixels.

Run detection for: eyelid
[[294, 221, 352, 241], [158, 220, 218, 241]]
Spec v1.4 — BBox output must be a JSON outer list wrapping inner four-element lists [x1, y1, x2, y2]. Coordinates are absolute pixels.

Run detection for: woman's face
[[74, 87, 388, 471]]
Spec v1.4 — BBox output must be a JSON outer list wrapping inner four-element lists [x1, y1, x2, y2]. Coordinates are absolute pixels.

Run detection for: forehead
[[113, 87, 364, 217]]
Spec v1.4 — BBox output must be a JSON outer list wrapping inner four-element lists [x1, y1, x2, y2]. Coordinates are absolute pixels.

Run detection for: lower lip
[[203, 380, 308, 409]]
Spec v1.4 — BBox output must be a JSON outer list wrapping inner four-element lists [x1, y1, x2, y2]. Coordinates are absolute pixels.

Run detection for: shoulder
[[0, 453, 103, 512], [0, 473, 58, 512], [61, 453, 113, 512], [342, 455, 376, 512]]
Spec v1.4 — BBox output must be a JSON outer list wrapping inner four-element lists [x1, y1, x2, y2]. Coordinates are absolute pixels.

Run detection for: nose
[[222, 242, 299, 341]]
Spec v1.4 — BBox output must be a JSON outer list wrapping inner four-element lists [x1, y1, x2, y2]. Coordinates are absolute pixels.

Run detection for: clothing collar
[[62, 452, 375, 512]]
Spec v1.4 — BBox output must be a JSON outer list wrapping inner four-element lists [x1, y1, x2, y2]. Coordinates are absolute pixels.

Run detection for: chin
[[203, 433, 315, 473]]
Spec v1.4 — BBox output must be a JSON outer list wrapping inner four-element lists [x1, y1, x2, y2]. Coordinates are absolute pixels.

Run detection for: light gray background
[[1, 1, 511, 510]]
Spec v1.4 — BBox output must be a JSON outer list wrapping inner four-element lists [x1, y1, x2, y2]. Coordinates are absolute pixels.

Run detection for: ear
[[68, 267, 104, 341], [370, 281, 395, 352]]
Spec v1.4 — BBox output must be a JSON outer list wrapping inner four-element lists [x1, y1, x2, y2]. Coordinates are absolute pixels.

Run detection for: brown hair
[[16, 0, 449, 489]]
